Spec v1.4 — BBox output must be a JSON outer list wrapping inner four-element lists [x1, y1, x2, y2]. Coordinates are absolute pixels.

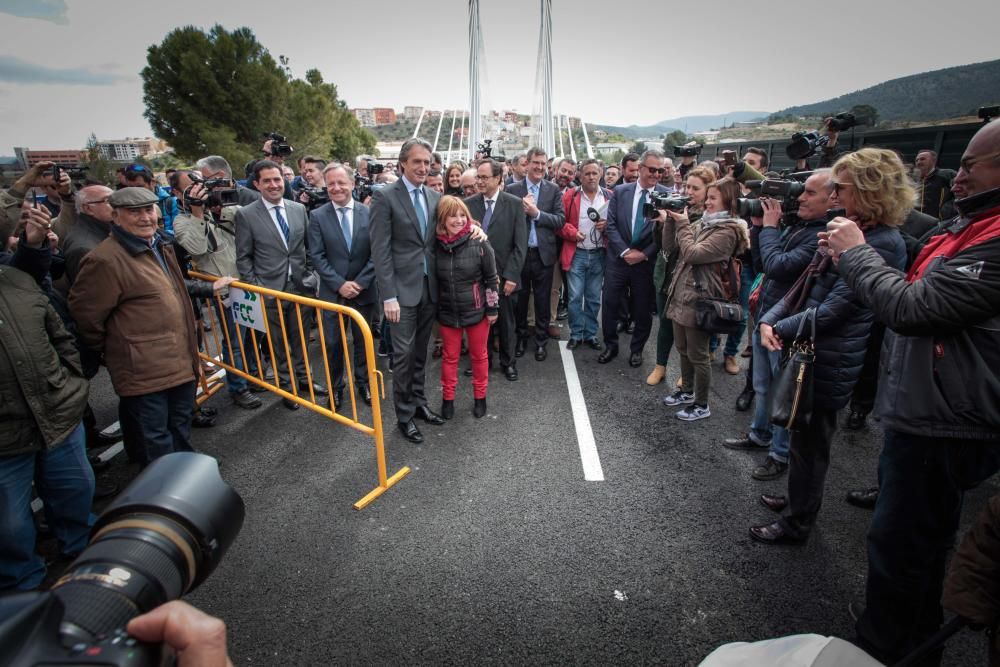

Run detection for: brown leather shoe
[[547, 324, 562, 339], [724, 355, 740, 375], [759, 493, 788, 513], [646, 364, 666, 386], [749, 520, 807, 545]]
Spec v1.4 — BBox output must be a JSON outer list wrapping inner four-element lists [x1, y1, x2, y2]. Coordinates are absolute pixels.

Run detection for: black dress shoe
[[535, 345, 547, 362], [332, 389, 344, 410], [597, 347, 618, 364], [503, 365, 518, 382], [282, 398, 300, 410], [415, 405, 445, 425], [556, 305, 568, 321], [846, 487, 879, 509], [616, 320, 631, 334], [398, 420, 423, 443], [473, 397, 487, 418], [515, 338, 527, 358], [441, 400, 454, 420], [566, 338, 581, 350], [463, 367, 474, 377], [587, 338, 603, 351], [759, 493, 789, 513], [629, 352, 642, 368], [360, 385, 372, 406], [299, 381, 328, 397], [232, 390, 263, 410], [625, 322, 635, 334], [723, 434, 769, 451], [749, 520, 807, 545], [735, 386, 755, 412], [845, 409, 868, 430]]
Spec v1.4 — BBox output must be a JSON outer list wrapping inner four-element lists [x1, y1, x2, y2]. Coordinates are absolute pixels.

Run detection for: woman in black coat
[[435, 196, 499, 419], [750, 148, 910, 545]]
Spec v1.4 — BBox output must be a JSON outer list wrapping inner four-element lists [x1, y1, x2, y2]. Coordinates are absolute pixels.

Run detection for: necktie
[[274, 205, 289, 244], [632, 190, 648, 245], [482, 199, 494, 231], [412, 187, 427, 238], [339, 207, 351, 251], [528, 183, 539, 247]]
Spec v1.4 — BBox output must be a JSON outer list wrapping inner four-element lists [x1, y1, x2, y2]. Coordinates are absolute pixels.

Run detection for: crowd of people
[[2, 115, 1000, 665]]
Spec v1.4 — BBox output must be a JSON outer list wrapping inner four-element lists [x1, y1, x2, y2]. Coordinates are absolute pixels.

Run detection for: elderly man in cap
[[70, 187, 232, 466]]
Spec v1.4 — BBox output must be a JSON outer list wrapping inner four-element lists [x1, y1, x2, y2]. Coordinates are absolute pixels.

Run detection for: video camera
[[643, 192, 691, 218], [737, 177, 806, 220], [826, 112, 861, 132], [298, 185, 330, 211], [185, 172, 239, 208], [786, 131, 830, 161], [50, 164, 89, 184], [673, 144, 702, 159], [0, 453, 244, 667], [264, 132, 293, 157], [477, 139, 493, 158], [353, 161, 385, 201]]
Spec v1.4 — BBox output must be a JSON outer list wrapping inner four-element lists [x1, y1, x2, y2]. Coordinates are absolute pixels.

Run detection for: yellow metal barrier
[[190, 270, 410, 510]]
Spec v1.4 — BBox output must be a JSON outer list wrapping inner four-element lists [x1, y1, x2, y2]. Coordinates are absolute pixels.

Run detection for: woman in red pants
[[435, 196, 500, 418]]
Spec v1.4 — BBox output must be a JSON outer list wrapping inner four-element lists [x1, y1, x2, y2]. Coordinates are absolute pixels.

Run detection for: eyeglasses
[[959, 150, 1000, 172], [85, 197, 111, 206], [474, 174, 497, 180], [642, 165, 665, 174]]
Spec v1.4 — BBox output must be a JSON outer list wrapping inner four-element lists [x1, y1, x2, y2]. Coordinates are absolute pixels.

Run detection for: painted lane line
[[559, 340, 605, 481]]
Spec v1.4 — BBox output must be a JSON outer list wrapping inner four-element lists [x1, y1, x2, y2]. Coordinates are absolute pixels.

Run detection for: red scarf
[[908, 207, 1000, 282], [437, 219, 473, 244]]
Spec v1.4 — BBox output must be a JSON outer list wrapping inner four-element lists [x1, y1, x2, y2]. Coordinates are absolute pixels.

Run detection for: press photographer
[[293, 156, 330, 211], [673, 141, 701, 179], [786, 112, 863, 170]]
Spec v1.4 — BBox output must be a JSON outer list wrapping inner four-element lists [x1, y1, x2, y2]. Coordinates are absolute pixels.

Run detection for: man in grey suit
[[235, 160, 327, 410], [465, 157, 527, 381], [308, 163, 376, 411], [369, 139, 446, 443], [506, 147, 566, 362]]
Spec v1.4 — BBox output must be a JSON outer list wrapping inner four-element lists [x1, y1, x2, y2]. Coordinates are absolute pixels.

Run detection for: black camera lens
[[49, 453, 243, 645], [737, 198, 764, 219]]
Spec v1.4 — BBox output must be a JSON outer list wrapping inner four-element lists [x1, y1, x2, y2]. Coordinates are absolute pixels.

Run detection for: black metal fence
[[697, 121, 983, 172]]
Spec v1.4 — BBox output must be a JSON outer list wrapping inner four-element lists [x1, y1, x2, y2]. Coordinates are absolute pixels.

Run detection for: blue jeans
[[214, 300, 248, 394], [567, 249, 605, 341], [749, 329, 790, 463], [0, 423, 95, 591], [856, 430, 1000, 664]]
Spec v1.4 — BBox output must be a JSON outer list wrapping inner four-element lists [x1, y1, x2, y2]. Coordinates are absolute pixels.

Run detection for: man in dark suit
[[599, 149, 670, 368], [506, 147, 566, 362], [235, 160, 327, 410], [465, 157, 528, 381], [308, 163, 376, 411], [369, 139, 446, 443]]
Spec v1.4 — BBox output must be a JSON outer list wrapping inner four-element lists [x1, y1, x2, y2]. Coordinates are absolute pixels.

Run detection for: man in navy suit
[[599, 150, 670, 368], [506, 147, 566, 361], [308, 163, 376, 411]]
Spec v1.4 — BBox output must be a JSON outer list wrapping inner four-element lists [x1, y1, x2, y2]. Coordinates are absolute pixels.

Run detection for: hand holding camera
[[21, 206, 54, 247], [127, 600, 233, 667], [760, 197, 783, 228]]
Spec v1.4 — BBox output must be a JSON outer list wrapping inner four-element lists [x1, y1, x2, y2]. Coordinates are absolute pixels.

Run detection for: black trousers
[[119, 381, 196, 467], [515, 248, 554, 348], [390, 278, 435, 424], [780, 408, 839, 537], [322, 301, 373, 392], [491, 292, 517, 368], [264, 293, 308, 390], [850, 323, 885, 415], [601, 257, 654, 354]]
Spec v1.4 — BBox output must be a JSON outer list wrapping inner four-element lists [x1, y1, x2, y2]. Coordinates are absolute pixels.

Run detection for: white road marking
[[559, 341, 605, 481]]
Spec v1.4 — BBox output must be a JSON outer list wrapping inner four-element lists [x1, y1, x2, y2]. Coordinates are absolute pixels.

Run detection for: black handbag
[[694, 256, 745, 335], [769, 308, 816, 431]]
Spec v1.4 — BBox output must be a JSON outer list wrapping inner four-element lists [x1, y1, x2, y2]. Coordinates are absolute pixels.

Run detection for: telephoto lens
[[50, 453, 244, 648]]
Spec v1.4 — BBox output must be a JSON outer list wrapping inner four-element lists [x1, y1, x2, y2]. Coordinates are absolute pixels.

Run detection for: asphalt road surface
[[77, 321, 995, 666]]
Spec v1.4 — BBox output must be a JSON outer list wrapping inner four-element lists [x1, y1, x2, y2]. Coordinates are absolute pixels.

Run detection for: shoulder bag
[[694, 255, 745, 335], [769, 307, 816, 431]]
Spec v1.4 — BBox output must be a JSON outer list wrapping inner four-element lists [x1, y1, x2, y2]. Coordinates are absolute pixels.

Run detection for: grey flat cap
[[109, 187, 159, 209]]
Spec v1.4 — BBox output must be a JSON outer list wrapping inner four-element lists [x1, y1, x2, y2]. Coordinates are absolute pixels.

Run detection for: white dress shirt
[[577, 189, 607, 250]]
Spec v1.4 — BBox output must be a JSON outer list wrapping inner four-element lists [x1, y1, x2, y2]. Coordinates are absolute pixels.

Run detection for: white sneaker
[[662, 390, 695, 406], [676, 404, 711, 421]]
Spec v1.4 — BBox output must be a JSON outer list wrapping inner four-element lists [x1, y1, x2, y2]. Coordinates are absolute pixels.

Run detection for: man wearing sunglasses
[[599, 150, 670, 367]]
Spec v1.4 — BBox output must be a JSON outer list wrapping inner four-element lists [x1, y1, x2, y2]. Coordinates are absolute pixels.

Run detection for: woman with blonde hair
[[750, 147, 910, 545], [434, 196, 500, 419], [444, 163, 467, 197]]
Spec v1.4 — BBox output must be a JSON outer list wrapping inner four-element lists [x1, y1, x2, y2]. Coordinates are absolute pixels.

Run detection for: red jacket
[[559, 186, 613, 271]]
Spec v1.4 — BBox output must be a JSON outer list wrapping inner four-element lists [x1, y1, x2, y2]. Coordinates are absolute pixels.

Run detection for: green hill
[[774, 59, 1000, 122]]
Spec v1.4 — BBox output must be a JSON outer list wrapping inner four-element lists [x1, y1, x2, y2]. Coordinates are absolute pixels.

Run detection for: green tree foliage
[[662, 130, 689, 152], [849, 104, 879, 127], [629, 141, 647, 155], [141, 25, 374, 170]]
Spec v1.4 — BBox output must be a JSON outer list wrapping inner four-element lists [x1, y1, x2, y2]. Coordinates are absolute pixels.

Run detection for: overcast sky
[[1, 0, 998, 153]]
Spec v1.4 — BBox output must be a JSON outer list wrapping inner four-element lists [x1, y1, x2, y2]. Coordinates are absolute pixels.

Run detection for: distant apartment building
[[373, 108, 397, 125], [15, 147, 87, 168], [568, 117, 581, 130], [403, 106, 423, 120], [353, 108, 376, 127], [96, 137, 169, 162], [502, 111, 519, 123], [592, 129, 609, 140]]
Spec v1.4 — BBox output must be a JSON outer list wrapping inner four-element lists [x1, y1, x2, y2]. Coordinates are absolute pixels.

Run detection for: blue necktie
[[528, 183, 539, 247], [632, 190, 648, 245], [339, 207, 351, 251], [274, 205, 289, 244], [412, 187, 427, 238], [482, 199, 494, 231]]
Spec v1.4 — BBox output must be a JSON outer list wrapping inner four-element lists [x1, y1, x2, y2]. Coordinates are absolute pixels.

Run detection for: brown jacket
[[69, 226, 200, 397], [664, 213, 749, 328]]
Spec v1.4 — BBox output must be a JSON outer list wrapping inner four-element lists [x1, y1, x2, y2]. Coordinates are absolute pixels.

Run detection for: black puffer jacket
[[435, 231, 500, 328], [751, 217, 826, 317], [759, 224, 906, 409]]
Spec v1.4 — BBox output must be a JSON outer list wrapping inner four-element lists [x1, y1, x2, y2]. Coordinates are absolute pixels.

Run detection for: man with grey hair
[[460, 168, 478, 197], [63, 185, 113, 285], [506, 154, 527, 185], [195, 155, 260, 206], [369, 138, 446, 442]]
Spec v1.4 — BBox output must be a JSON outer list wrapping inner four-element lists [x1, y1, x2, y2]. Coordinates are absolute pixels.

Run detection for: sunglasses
[[643, 165, 666, 174]]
